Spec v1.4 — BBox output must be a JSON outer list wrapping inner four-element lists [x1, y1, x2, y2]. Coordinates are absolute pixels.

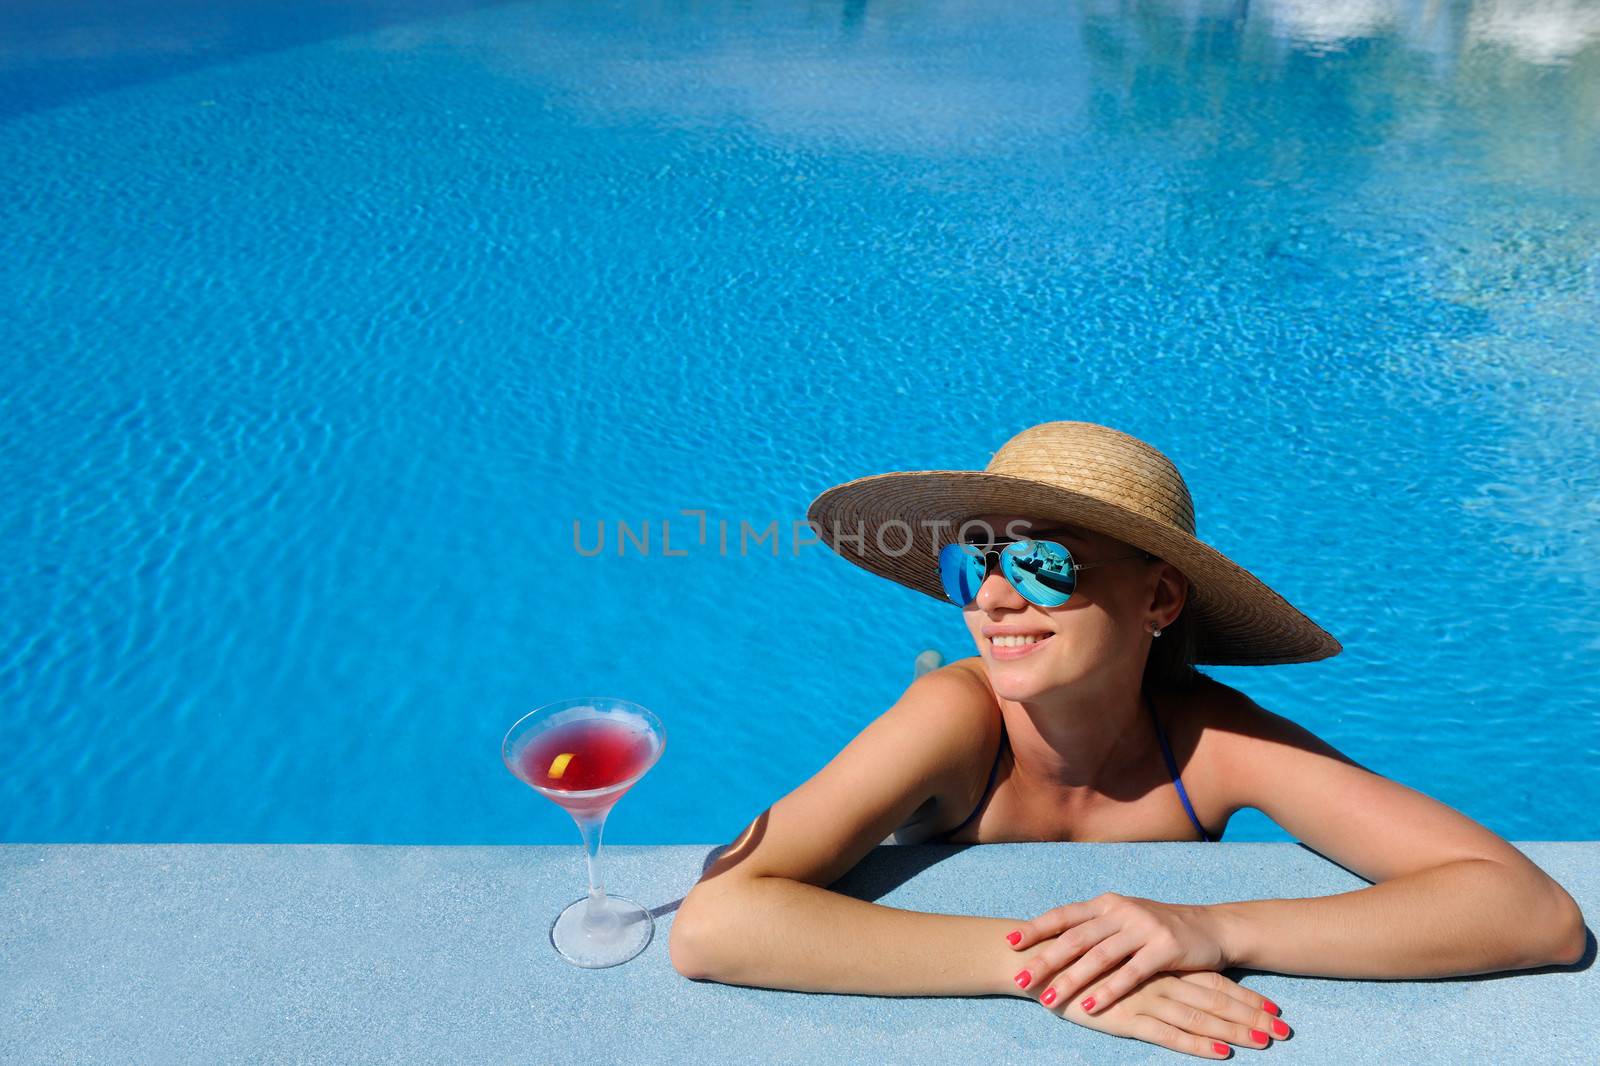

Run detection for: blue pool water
[[3, 1, 1598, 846]]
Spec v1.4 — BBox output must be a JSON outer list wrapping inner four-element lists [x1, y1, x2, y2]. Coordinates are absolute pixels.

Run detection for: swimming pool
[[3, 0, 1597, 846]]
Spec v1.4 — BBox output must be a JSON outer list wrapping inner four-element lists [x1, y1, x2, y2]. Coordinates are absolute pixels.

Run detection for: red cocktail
[[518, 717, 658, 814]]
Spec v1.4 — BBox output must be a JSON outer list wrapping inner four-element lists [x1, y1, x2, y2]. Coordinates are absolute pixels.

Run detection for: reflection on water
[[1246, 0, 1600, 63]]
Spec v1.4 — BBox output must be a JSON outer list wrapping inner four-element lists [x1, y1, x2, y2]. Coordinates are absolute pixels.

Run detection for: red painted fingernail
[[1014, 969, 1031, 988], [1212, 1041, 1228, 1056], [1262, 998, 1279, 1015], [1040, 988, 1057, 1006], [1080, 995, 1095, 1011], [1272, 1019, 1290, 1037], [1250, 1029, 1269, 1043], [1005, 930, 1022, 946]]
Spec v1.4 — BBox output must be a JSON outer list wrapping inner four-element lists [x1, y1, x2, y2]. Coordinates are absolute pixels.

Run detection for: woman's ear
[[1152, 562, 1188, 622]]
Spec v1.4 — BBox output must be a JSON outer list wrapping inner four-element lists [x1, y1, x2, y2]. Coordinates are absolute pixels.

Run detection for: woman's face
[[958, 513, 1170, 703]]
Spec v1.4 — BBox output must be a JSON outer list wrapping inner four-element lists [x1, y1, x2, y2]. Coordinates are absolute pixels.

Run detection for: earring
[[1149, 621, 1163, 638]]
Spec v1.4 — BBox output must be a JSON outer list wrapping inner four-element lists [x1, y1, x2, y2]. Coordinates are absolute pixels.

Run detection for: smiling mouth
[[989, 633, 1053, 648]]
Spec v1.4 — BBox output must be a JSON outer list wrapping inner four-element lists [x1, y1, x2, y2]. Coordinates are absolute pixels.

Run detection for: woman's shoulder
[[909, 656, 1002, 750], [883, 657, 1002, 841], [941, 654, 993, 694], [1154, 672, 1264, 825], [1167, 672, 1286, 741]]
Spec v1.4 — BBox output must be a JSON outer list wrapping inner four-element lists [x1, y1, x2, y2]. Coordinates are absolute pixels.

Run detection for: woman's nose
[[975, 565, 1025, 611]]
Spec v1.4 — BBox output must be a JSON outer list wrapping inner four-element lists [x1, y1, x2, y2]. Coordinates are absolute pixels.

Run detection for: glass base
[[549, 893, 655, 968]]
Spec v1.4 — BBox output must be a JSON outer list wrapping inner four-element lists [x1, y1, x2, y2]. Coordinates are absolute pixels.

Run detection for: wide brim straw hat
[[805, 421, 1341, 666]]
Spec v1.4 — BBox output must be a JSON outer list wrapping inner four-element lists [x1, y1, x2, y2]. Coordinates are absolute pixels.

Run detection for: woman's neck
[[1001, 676, 1159, 803]]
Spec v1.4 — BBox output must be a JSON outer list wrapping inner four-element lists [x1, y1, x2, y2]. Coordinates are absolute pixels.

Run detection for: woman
[[668, 421, 1586, 1059]]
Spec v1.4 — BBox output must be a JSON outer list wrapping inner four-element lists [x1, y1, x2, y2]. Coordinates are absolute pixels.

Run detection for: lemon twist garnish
[[548, 752, 576, 780]]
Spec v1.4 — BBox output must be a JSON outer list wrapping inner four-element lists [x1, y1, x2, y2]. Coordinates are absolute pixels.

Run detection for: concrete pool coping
[[2, 841, 1593, 1064]]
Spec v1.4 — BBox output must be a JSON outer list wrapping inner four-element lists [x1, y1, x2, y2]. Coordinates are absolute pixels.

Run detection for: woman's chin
[[984, 658, 1056, 702]]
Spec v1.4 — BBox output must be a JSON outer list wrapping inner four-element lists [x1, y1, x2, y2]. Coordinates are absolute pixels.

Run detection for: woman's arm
[[670, 866, 1025, 996], [670, 664, 1019, 993], [1198, 690, 1586, 978], [1206, 856, 1585, 978]]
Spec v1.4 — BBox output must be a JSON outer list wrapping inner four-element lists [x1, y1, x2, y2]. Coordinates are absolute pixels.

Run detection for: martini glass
[[502, 696, 665, 968]]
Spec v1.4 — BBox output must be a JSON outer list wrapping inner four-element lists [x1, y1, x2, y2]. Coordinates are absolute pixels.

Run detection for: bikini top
[[936, 688, 1214, 843]]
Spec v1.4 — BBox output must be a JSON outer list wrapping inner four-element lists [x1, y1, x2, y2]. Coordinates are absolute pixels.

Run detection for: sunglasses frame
[[938, 535, 1152, 608]]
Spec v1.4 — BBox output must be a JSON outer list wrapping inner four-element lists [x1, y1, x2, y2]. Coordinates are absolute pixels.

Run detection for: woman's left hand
[[1004, 892, 1233, 1016]]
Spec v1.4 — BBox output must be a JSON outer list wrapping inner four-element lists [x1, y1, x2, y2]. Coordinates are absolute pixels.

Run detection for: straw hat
[[805, 421, 1341, 666]]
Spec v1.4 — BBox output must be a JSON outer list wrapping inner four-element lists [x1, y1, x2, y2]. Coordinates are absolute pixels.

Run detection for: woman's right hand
[[1044, 969, 1290, 1058]]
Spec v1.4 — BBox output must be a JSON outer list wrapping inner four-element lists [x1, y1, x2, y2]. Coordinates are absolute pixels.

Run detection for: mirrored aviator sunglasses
[[936, 537, 1147, 608]]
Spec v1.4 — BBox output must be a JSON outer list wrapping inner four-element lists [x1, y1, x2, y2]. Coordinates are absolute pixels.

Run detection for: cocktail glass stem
[[573, 810, 613, 927]]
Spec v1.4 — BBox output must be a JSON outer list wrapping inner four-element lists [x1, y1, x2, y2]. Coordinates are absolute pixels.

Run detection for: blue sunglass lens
[[938, 542, 986, 605], [1001, 540, 1076, 607]]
